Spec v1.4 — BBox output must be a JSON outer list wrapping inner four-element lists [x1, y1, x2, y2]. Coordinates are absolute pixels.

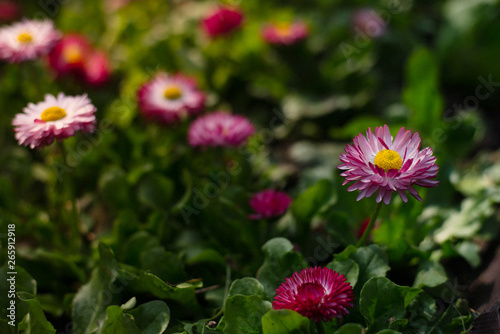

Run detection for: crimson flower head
[[273, 267, 354, 322], [188, 111, 255, 148], [261, 21, 308, 46], [48, 33, 111, 86], [0, 1, 21, 23], [201, 7, 243, 38], [249, 189, 292, 220], [138, 72, 206, 125], [338, 125, 439, 204]]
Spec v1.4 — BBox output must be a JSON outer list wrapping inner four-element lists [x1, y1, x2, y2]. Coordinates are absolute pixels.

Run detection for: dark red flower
[[249, 189, 292, 220], [273, 267, 354, 322], [201, 7, 243, 38], [83, 50, 110, 86], [0, 1, 21, 23]]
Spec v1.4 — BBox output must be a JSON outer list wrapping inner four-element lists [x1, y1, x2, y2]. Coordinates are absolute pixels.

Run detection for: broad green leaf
[[326, 258, 360, 288], [360, 277, 421, 333], [127, 301, 170, 334], [257, 238, 307, 298], [140, 246, 188, 283], [402, 48, 444, 137], [333, 323, 365, 334], [229, 277, 266, 299], [137, 172, 174, 210], [291, 179, 335, 223], [224, 295, 272, 334], [72, 244, 119, 334], [98, 167, 132, 210], [455, 241, 481, 268], [262, 309, 311, 334], [17, 292, 56, 334], [99, 305, 140, 334], [413, 261, 448, 288], [138, 272, 201, 311]]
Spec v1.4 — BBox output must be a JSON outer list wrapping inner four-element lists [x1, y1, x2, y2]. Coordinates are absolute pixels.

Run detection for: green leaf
[[326, 258, 360, 288], [333, 323, 365, 334], [360, 277, 421, 333], [98, 167, 132, 210], [224, 295, 272, 334], [17, 292, 56, 334], [137, 172, 174, 210], [262, 309, 311, 334], [413, 261, 448, 288], [291, 179, 335, 223], [127, 300, 170, 334], [72, 244, 119, 334], [257, 238, 307, 298], [402, 47, 444, 137], [99, 305, 140, 334], [140, 246, 188, 283], [455, 241, 481, 268], [229, 277, 266, 299], [138, 272, 201, 311], [332, 245, 389, 294]]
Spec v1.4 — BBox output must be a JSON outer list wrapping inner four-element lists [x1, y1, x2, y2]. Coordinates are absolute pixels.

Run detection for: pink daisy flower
[[352, 8, 387, 39], [12, 93, 96, 149], [249, 189, 292, 220], [48, 34, 93, 76], [261, 21, 308, 46], [0, 19, 61, 62], [138, 73, 206, 124], [201, 7, 243, 38], [338, 125, 439, 204], [188, 111, 255, 148], [273, 267, 354, 322]]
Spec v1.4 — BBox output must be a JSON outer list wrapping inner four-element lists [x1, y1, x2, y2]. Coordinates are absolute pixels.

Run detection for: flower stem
[[356, 201, 383, 247], [315, 320, 326, 334]]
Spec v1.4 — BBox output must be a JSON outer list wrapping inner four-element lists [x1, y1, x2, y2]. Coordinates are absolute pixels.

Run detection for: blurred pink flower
[[138, 73, 206, 124], [0, 19, 61, 62], [48, 33, 110, 86], [83, 50, 110, 86], [338, 125, 439, 204], [352, 8, 387, 39], [188, 111, 255, 148], [249, 189, 292, 219], [202, 7, 243, 37], [261, 21, 308, 45], [0, 1, 21, 23], [273, 267, 354, 322], [12, 93, 96, 149]]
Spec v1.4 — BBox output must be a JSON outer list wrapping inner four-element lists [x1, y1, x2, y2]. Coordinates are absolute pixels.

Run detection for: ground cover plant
[[1, 0, 500, 333]]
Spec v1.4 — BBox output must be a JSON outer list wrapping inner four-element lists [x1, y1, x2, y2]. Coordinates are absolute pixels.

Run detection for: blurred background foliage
[[1, 0, 500, 333]]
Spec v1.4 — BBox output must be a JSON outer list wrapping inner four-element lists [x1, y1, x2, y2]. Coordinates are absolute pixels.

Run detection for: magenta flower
[[188, 111, 255, 148], [249, 189, 292, 219], [12, 93, 96, 149], [201, 7, 243, 38], [273, 267, 354, 322], [261, 21, 308, 46], [0, 19, 61, 62], [82, 50, 111, 86], [352, 8, 387, 39], [48, 34, 92, 77], [338, 125, 439, 204], [0, 1, 21, 23], [138, 73, 206, 124]]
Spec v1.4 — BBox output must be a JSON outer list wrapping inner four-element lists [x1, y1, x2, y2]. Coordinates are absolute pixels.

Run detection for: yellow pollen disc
[[163, 86, 182, 100], [40, 106, 67, 122], [63, 46, 83, 64], [374, 149, 403, 172], [17, 33, 33, 43], [275, 23, 291, 37]]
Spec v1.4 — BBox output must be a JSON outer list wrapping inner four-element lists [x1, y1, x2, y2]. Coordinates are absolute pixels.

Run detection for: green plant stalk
[[58, 141, 81, 251], [315, 320, 326, 334], [356, 201, 383, 247]]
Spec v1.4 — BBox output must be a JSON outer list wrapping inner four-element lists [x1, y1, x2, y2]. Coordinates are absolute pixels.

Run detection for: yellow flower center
[[374, 149, 402, 172], [163, 86, 182, 100], [63, 45, 83, 64], [17, 33, 33, 43], [275, 23, 292, 37], [40, 106, 67, 122]]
